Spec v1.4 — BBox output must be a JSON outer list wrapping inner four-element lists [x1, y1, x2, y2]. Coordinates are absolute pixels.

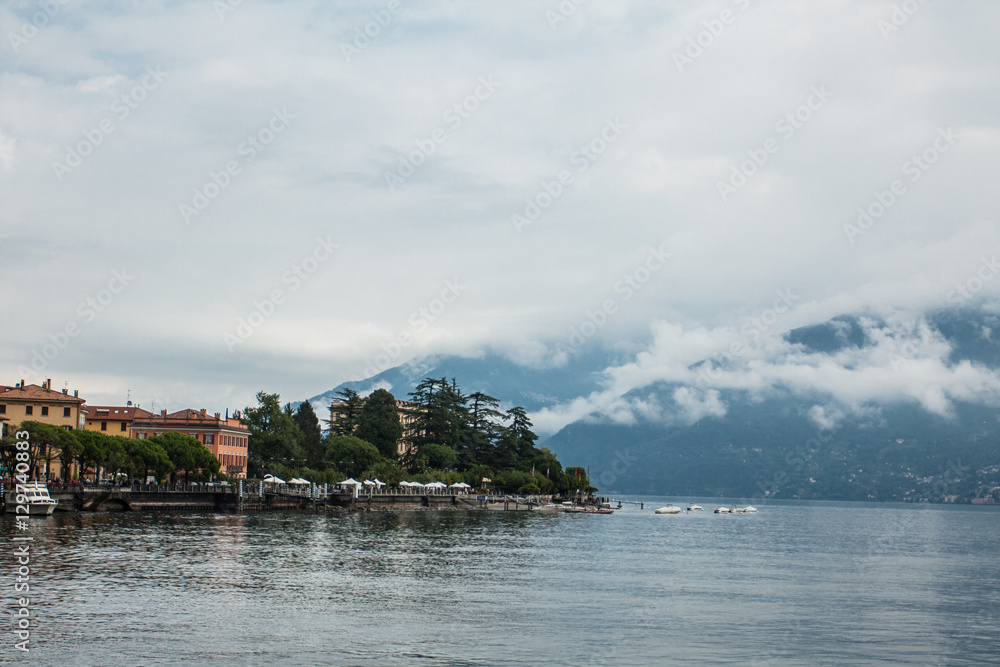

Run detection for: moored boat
[[714, 506, 730, 514], [687, 504, 704, 511], [654, 505, 681, 514], [4, 482, 58, 516]]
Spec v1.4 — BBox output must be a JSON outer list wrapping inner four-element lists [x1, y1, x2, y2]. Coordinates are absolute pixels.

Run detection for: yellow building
[[0, 380, 85, 431], [82, 404, 153, 437], [0, 380, 86, 478]]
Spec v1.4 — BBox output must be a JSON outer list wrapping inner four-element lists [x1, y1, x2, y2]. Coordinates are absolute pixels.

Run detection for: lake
[[5, 498, 1000, 665]]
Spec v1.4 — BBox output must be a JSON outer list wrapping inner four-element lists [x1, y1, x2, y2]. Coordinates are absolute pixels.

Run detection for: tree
[[408, 378, 467, 451], [242, 392, 305, 476], [74, 430, 108, 482], [125, 438, 173, 481], [325, 436, 381, 478], [12, 421, 73, 479], [100, 436, 130, 482], [57, 431, 83, 480], [149, 432, 218, 482], [355, 389, 403, 460], [293, 401, 324, 469], [327, 388, 363, 437], [419, 443, 458, 470]]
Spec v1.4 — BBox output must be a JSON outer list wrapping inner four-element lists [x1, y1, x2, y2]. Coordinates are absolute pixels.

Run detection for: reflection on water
[[3, 501, 999, 665]]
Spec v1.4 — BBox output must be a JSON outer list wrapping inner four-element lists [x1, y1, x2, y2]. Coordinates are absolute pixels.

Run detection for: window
[[100, 421, 107, 431], [41, 406, 49, 416], [206, 434, 213, 445], [25, 406, 33, 415], [120, 423, 127, 432], [63, 407, 71, 417], [0, 404, 5, 414]]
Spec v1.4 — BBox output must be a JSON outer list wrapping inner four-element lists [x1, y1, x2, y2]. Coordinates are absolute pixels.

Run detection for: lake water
[[5, 498, 1000, 665]]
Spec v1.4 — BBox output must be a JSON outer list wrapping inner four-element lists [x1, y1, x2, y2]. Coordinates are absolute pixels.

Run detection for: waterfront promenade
[[4, 481, 562, 513]]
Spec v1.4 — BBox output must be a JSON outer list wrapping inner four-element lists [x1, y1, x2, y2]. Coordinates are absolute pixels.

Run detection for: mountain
[[297, 309, 1000, 503], [300, 347, 625, 420], [545, 309, 1000, 502]]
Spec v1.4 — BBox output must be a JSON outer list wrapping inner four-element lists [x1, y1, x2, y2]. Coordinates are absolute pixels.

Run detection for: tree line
[[244, 378, 595, 494], [0, 421, 220, 483]]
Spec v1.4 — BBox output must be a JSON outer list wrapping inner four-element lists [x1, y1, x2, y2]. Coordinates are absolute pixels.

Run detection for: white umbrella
[[288, 478, 309, 485], [340, 478, 362, 487], [363, 479, 375, 486], [374, 479, 385, 487], [449, 482, 470, 488], [264, 474, 286, 484]]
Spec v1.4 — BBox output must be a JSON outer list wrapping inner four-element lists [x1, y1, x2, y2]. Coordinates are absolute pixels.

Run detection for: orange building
[[82, 404, 153, 437], [131, 408, 249, 478]]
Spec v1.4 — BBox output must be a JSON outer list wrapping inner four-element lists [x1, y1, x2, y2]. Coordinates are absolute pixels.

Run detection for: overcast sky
[[2, 0, 998, 428]]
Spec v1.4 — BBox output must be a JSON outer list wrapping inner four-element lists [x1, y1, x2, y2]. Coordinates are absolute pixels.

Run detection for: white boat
[[687, 504, 704, 511], [743, 506, 758, 513], [654, 505, 681, 514], [4, 482, 58, 516], [714, 506, 730, 514]]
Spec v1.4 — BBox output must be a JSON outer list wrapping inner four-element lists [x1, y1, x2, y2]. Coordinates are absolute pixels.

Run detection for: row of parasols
[[340, 478, 473, 493], [263, 474, 473, 493]]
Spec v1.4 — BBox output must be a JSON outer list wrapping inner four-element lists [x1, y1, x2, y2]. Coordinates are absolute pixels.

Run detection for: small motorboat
[[743, 506, 758, 513], [654, 505, 681, 514], [714, 507, 730, 514], [687, 504, 704, 511], [582, 507, 614, 514], [4, 482, 58, 516]]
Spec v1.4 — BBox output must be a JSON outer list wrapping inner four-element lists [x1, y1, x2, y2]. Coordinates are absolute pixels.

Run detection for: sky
[[2, 0, 999, 431]]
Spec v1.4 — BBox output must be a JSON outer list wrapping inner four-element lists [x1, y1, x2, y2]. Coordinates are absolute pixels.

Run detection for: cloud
[[2, 0, 1000, 415], [530, 310, 1000, 434]]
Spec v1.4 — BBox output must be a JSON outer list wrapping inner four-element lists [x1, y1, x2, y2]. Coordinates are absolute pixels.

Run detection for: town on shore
[[1, 376, 596, 500]]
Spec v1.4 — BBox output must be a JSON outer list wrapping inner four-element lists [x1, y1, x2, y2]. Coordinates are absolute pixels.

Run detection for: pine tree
[[293, 400, 324, 469], [355, 389, 403, 460]]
